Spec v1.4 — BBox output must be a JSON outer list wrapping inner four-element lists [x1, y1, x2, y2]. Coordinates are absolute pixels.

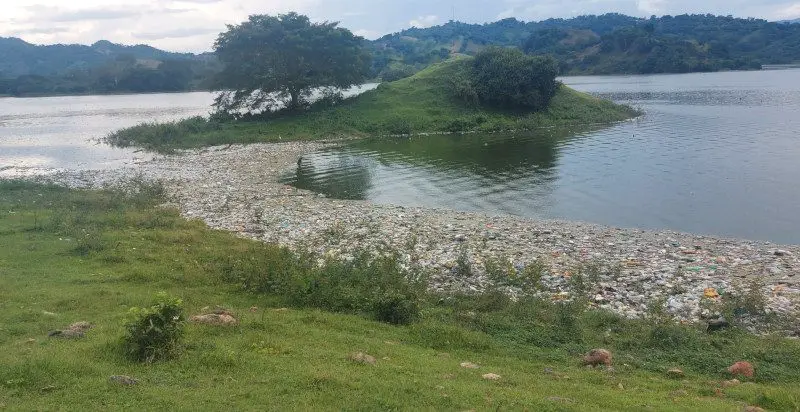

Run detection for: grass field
[[0, 180, 798, 410], [105, 58, 640, 153]]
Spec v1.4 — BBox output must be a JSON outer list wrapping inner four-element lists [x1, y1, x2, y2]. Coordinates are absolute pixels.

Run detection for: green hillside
[[106, 57, 638, 153], [372, 14, 800, 76]]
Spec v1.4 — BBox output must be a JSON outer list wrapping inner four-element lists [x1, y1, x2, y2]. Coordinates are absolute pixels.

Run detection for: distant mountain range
[[4, 13, 800, 96], [371, 13, 800, 75], [0, 37, 207, 78]]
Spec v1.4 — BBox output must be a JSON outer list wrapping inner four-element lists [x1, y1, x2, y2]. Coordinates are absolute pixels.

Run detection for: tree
[[212, 12, 372, 114], [469, 47, 560, 111]]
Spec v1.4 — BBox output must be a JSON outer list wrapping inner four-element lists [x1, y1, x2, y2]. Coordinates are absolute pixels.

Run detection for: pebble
[[23, 142, 800, 327]]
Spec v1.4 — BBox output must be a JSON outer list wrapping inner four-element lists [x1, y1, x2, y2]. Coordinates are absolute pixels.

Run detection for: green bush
[[373, 293, 420, 325], [469, 46, 560, 111], [381, 64, 418, 82], [122, 293, 185, 363]]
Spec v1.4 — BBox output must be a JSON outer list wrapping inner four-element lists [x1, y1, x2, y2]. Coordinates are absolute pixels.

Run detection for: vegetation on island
[[212, 12, 372, 113], [1, 180, 799, 409], [106, 49, 638, 153]]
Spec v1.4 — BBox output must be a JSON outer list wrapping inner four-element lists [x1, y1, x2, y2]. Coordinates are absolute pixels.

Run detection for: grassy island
[[106, 57, 639, 153]]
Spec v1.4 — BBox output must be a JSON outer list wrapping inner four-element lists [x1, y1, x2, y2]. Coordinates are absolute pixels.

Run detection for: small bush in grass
[[373, 293, 420, 325], [122, 293, 185, 363]]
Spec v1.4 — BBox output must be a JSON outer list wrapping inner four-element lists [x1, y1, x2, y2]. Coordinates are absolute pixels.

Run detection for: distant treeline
[[371, 13, 800, 76], [0, 55, 220, 97], [3, 13, 800, 97]]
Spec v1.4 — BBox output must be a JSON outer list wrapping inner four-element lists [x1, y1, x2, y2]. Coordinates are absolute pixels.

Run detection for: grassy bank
[[106, 58, 639, 153], [0, 180, 798, 410]]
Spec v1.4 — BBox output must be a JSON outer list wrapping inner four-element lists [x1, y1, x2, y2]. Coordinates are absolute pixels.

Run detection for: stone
[[666, 368, 685, 379], [707, 316, 729, 332], [109, 375, 138, 386], [727, 361, 755, 378], [774, 250, 790, 257], [460, 362, 479, 369], [722, 379, 740, 387], [743, 406, 766, 412], [582, 348, 612, 368], [190, 313, 238, 326], [349, 352, 376, 365], [481, 373, 501, 381], [68, 321, 92, 332], [48, 329, 84, 339]]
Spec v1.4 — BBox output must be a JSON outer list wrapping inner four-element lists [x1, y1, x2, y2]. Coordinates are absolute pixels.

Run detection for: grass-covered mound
[[0, 180, 798, 410], [106, 57, 639, 153]]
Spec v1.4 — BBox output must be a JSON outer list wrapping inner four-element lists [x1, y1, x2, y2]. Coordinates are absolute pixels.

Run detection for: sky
[[2, 0, 800, 53]]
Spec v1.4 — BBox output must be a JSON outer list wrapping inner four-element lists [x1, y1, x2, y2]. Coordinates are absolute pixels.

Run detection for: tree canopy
[[212, 13, 371, 114], [466, 47, 559, 111]]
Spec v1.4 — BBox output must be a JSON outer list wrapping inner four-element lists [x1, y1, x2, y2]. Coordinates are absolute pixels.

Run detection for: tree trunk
[[290, 89, 299, 110]]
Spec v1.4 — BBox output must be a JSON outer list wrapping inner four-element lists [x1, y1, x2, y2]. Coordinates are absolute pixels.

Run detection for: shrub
[[469, 46, 560, 111], [373, 293, 420, 325], [381, 64, 418, 82], [122, 293, 185, 363]]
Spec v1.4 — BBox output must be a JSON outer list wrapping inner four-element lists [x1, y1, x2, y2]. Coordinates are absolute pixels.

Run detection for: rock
[[707, 316, 729, 332], [482, 373, 501, 380], [582, 348, 612, 368], [48, 329, 84, 339], [722, 378, 740, 387], [68, 321, 92, 332], [349, 352, 376, 365], [666, 368, 685, 379], [190, 313, 238, 326], [743, 406, 766, 412], [546, 396, 575, 404], [460, 362, 479, 369], [109, 375, 138, 386], [704, 288, 720, 298], [453, 234, 466, 242], [728, 361, 755, 378], [774, 250, 790, 257]]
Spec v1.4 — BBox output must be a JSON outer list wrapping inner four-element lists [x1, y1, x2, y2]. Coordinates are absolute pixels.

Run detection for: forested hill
[[372, 13, 800, 76], [0, 37, 220, 96]]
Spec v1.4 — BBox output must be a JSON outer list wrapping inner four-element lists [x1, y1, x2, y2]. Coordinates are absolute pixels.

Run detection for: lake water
[[283, 70, 800, 244], [0, 84, 375, 177], [2, 73, 799, 244], [0, 92, 215, 176]]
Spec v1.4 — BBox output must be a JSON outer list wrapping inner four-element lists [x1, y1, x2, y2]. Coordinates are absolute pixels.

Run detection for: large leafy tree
[[470, 47, 559, 111], [213, 12, 371, 113]]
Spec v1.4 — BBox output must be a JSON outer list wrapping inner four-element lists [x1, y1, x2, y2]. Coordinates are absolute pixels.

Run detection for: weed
[[121, 292, 185, 363]]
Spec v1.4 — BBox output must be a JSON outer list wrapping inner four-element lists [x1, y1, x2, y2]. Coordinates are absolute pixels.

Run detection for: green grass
[[106, 58, 640, 153], [1, 180, 797, 411]]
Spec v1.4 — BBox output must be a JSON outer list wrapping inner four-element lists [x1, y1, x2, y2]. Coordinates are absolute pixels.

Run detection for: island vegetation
[[106, 31, 637, 153], [1, 180, 798, 410]]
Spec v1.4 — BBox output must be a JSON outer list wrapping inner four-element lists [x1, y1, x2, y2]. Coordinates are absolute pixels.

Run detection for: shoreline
[[34, 141, 800, 326]]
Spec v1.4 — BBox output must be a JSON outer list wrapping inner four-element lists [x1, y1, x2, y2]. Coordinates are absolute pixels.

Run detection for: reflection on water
[[284, 69, 800, 244]]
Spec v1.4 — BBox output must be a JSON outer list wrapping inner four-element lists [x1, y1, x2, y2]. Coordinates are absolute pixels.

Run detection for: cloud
[[2, 0, 799, 53], [135, 27, 222, 40], [409, 14, 439, 28]]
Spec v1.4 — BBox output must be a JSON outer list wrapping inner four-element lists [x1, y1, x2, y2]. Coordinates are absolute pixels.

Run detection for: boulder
[[666, 368, 685, 379], [190, 313, 238, 326], [583, 348, 612, 368], [349, 352, 377, 365], [482, 373, 501, 380], [728, 361, 755, 378]]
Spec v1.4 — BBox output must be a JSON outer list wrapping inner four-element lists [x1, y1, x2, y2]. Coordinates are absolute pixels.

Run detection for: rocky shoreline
[[37, 141, 800, 328]]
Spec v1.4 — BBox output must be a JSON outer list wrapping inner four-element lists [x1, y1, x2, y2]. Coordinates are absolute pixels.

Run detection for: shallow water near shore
[[283, 69, 800, 244]]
